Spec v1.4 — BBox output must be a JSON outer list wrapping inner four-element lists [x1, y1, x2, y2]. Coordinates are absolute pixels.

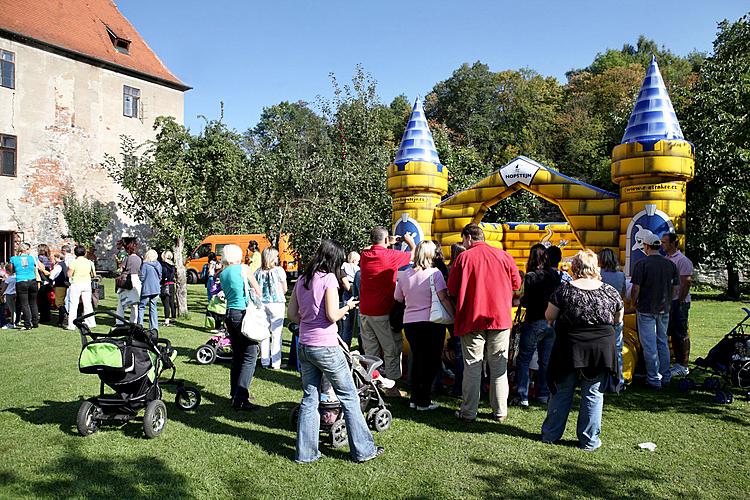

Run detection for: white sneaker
[[670, 364, 689, 377], [416, 402, 439, 411]]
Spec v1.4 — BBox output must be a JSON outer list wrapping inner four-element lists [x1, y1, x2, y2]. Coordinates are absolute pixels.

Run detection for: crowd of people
[[0, 223, 694, 461], [277, 223, 692, 459]]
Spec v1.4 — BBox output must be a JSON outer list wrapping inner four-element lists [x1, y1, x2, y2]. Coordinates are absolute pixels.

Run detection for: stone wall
[[0, 37, 184, 269]]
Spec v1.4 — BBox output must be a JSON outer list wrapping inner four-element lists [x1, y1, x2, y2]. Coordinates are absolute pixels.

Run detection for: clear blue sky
[[117, 0, 748, 133]]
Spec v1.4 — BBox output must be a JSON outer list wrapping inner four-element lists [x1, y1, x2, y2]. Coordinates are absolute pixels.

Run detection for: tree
[[60, 194, 112, 247], [105, 117, 204, 315], [244, 66, 395, 264], [684, 13, 750, 298]]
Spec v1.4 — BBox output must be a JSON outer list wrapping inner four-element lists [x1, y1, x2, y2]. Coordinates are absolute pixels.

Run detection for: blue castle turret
[[621, 56, 684, 144]]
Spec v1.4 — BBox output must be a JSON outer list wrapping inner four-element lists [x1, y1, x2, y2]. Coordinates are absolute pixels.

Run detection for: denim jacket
[[139, 261, 163, 297]]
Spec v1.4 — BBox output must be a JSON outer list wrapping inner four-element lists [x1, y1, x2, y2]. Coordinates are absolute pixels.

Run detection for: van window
[[215, 244, 227, 258], [192, 243, 212, 259]]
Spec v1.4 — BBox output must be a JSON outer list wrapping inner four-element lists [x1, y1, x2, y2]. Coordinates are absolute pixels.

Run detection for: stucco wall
[[0, 37, 184, 267]]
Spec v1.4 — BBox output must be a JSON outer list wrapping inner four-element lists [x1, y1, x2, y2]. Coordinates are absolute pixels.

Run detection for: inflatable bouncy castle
[[388, 57, 694, 382]]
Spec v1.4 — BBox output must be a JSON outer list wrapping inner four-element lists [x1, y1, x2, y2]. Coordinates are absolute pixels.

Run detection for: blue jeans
[[138, 295, 159, 331], [516, 320, 555, 401], [614, 321, 624, 386], [637, 312, 671, 387], [226, 308, 259, 406], [296, 344, 377, 463], [541, 370, 606, 451]]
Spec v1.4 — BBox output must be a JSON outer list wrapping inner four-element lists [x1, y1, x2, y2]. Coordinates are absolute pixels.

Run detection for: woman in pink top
[[394, 241, 455, 411], [287, 239, 382, 464]]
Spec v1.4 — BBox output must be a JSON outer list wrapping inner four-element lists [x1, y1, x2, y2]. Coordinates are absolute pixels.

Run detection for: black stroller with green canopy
[[74, 311, 201, 438]]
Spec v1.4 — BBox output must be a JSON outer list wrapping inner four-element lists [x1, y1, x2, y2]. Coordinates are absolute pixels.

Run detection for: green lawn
[[0, 281, 748, 499]]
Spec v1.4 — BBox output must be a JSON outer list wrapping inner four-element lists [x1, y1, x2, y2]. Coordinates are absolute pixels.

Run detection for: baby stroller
[[678, 307, 750, 404], [74, 311, 201, 438], [195, 331, 233, 365], [289, 338, 393, 448]]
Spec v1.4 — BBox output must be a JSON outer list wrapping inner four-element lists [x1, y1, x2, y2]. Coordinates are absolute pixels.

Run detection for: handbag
[[240, 266, 270, 342], [116, 274, 133, 290], [508, 307, 525, 365], [428, 271, 453, 324]]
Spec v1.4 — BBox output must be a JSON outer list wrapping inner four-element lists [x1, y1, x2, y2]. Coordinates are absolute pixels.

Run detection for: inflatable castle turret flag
[[611, 56, 695, 275], [387, 97, 448, 251]]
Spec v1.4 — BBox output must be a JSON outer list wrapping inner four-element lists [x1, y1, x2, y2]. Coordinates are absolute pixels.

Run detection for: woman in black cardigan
[[541, 249, 623, 451]]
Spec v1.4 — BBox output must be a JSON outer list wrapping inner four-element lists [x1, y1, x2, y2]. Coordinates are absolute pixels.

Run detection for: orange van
[[185, 234, 298, 284]]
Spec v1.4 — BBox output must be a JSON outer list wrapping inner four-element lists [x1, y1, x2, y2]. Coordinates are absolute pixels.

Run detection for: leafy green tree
[[60, 194, 112, 247], [684, 13, 750, 298], [105, 117, 204, 315], [243, 100, 331, 248], [244, 67, 395, 264]]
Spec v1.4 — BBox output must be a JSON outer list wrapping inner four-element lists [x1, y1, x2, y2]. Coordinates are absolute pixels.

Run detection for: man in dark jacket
[[631, 233, 679, 389]]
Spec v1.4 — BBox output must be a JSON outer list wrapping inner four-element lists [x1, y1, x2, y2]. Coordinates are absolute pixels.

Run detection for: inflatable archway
[[432, 156, 619, 270], [387, 57, 694, 383]]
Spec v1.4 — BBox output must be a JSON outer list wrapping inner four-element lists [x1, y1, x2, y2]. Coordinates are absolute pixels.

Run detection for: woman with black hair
[[287, 239, 383, 464], [515, 243, 561, 408]]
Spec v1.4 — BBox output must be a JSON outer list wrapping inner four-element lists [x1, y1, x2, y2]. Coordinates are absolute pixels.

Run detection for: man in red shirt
[[448, 223, 522, 422], [359, 227, 415, 382]]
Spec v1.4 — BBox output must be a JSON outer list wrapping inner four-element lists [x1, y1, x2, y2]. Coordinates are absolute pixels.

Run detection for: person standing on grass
[[36, 244, 53, 324], [138, 250, 163, 332], [515, 244, 561, 408], [48, 253, 70, 327], [255, 247, 287, 369], [394, 240, 454, 411], [359, 227, 415, 386], [631, 233, 679, 389], [66, 245, 96, 331], [542, 250, 623, 451], [449, 224, 522, 422], [597, 248, 626, 387], [10, 243, 46, 330], [1, 263, 17, 329], [339, 251, 360, 348], [246, 240, 261, 274], [220, 244, 263, 411], [116, 239, 142, 325], [160, 251, 177, 327], [287, 239, 383, 464], [661, 233, 694, 378]]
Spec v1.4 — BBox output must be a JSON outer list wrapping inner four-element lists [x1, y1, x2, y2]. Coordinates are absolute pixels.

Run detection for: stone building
[[0, 0, 189, 266]]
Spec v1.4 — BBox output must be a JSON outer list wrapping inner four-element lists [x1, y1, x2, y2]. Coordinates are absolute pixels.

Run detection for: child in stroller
[[75, 311, 201, 438], [290, 337, 394, 448], [195, 330, 233, 365], [678, 307, 750, 403]]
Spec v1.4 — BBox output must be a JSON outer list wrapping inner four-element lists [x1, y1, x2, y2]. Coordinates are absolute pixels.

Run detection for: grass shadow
[[470, 455, 663, 499], [608, 380, 749, 426], [3, 399, 86, 436], [164, 388, 298, 459], [5, 441, 190, 498]]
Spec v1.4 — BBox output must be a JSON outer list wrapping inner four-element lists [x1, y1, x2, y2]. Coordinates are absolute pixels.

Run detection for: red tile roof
[[0, 0, 189, 90]]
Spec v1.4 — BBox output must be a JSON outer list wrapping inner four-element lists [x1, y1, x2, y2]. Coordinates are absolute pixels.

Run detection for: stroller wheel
[[372, 408, 392, 432], [330, 419, 348, 448], [677, 379, 693, 393], [366, 408, 379, 430], [714, 390, 734, 405], [289, 404, 300, 430], [196, 345, 217, 365], [143, 400, 167, 438], [176, 386, 201, 411], [76, 400, 101, 436]]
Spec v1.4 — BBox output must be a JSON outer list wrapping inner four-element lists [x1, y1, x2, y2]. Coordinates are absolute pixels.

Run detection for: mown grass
[[0, 281, 748, 499]]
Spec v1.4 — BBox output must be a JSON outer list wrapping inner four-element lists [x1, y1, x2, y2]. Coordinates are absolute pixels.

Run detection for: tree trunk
[[727, 261, 741, 300], [174, 230, 189, 316]]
